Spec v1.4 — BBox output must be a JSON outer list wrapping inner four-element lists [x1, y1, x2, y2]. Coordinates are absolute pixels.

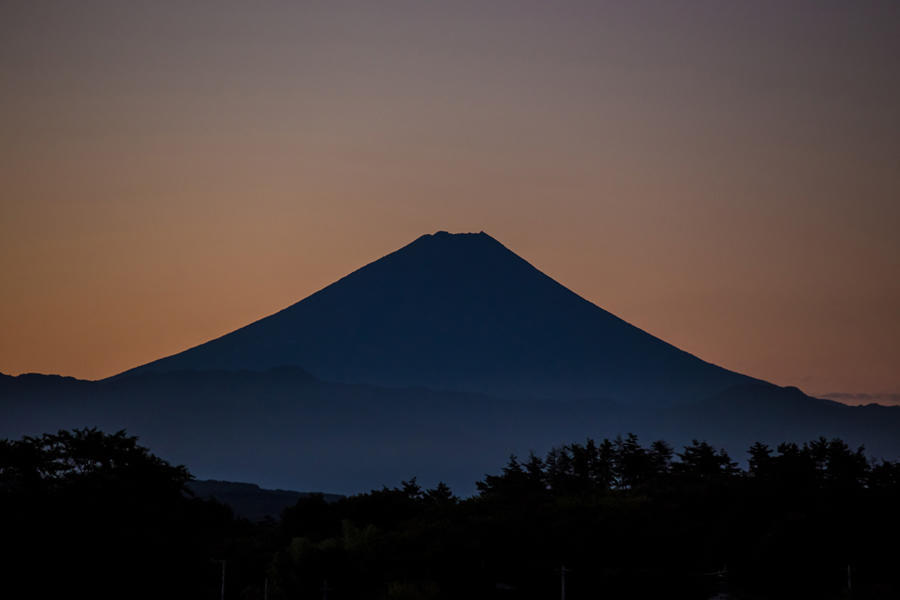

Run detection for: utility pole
[[263, 577, 268, 600], [219, 560, 226, 600], [559, 565, 569, 600]]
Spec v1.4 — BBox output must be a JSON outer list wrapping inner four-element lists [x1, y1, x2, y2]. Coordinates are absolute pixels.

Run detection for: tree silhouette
[[5, 429, 899, 599], [673, 439, 738, 481], [1, 429, 233, 600]]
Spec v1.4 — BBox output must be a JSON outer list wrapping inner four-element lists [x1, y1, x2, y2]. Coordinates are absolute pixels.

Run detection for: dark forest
[[2, 429, 898, 599]]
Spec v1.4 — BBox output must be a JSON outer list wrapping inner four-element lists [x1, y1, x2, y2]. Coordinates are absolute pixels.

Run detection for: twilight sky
[[2, 1, 898, 404]]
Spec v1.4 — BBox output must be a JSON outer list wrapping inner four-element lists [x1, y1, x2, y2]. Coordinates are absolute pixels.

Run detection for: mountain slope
[[117, 231, 757, 405]]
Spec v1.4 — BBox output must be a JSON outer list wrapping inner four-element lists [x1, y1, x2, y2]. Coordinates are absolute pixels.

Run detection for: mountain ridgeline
[[2, 231, 899, 494], [116, 231, 757, 405]]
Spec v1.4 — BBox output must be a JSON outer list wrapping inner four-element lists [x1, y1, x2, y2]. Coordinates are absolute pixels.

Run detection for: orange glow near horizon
[[1, 1, 898, 405]]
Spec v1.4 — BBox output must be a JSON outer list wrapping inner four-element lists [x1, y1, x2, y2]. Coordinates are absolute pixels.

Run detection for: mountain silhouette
[[118, 231, 757, 405], [5, 231, 899, 494]]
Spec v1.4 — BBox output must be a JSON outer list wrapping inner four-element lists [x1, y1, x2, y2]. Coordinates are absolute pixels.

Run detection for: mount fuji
[[117, 231, 758, 406], [3, 231, 898, 494]]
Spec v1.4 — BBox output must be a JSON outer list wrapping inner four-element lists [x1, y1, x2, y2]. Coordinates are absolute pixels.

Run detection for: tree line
[[477, 434, 900, 497], [2, 429, 899, 599]]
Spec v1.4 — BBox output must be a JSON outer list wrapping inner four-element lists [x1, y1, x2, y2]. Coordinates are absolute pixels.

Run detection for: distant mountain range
[[2, 231, 898, 494], [186, 479, 342, 521]]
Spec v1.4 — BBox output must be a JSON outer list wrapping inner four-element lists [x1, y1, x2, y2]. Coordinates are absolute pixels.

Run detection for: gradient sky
[[2, 1, 898, 404]]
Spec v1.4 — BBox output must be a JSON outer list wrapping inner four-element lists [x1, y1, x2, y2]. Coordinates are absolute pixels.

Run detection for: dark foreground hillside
[[2, 429, 899, 599]]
